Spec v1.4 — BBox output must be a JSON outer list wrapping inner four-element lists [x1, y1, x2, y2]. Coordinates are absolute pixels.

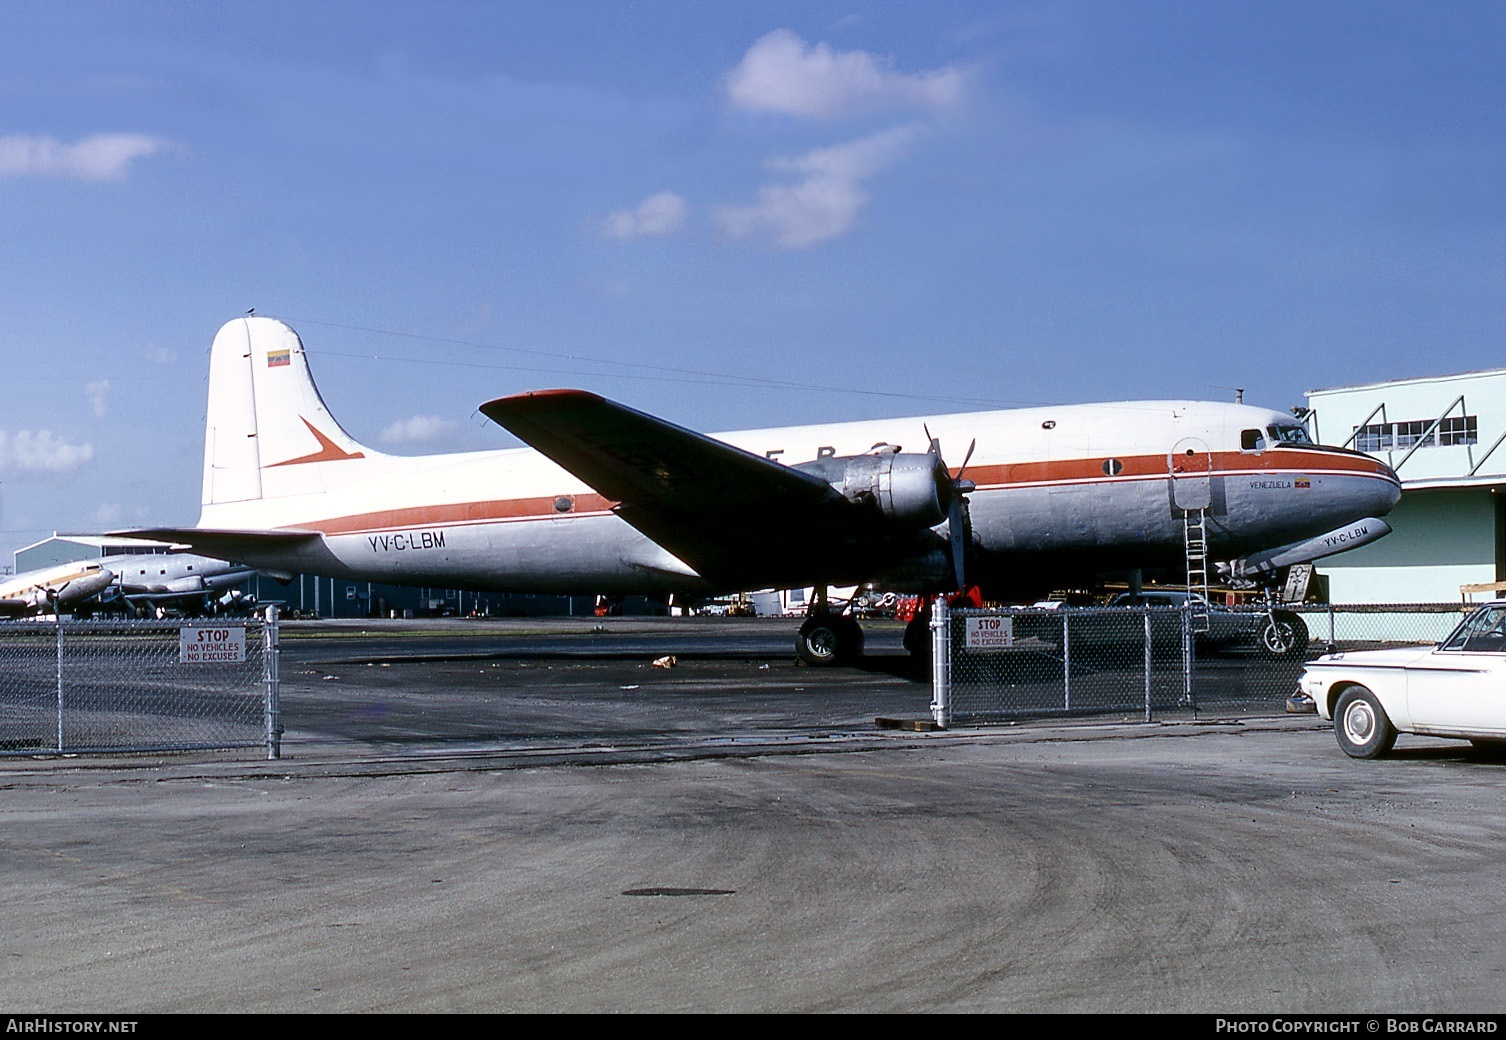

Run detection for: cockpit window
[[1267, 424, 1312, 445], [1241, 429, 1266, 451]]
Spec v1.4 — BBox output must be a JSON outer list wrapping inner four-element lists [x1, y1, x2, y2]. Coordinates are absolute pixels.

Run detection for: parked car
[[1105, 592, 1308, 659], [1011, 591, 1307, 659], [1299, 601, 1506, 758]]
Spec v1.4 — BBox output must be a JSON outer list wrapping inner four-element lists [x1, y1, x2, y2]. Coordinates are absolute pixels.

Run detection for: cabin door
[[1168, 437, 1213, 511]]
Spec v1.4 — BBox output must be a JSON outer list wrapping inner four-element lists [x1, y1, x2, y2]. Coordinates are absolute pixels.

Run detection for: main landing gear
[[796, 587, 977, 667], [795, 586, 866, 666], [796, 611, 865, 666]]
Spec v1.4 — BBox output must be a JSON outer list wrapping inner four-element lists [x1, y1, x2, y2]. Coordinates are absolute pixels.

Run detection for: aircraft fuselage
[[197, 398, 1399, 597]]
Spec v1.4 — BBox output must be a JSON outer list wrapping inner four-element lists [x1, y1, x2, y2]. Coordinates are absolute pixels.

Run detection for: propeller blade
[[956, 438, 976, 481], [949, 494, 967, 589], [923, 427, 976, 590]]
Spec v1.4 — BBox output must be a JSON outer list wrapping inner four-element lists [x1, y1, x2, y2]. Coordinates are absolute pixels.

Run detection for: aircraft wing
[[480, 390, 938, 591]]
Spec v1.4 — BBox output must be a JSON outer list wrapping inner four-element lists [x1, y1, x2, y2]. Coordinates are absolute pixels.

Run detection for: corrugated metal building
[[1308, 368, 1506, 603]]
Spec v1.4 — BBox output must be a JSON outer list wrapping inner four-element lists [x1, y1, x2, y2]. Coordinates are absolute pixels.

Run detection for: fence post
[[1143, 608, 1153, 723], [930, 597, 950, 728], [263, 605, 282, 759], [55, 615, 65, 754], [1063, 612, 1071, 713], [1181, 600, 1195, 713]]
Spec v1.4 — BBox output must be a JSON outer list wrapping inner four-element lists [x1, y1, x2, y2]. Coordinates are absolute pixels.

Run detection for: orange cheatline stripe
[[289, 493, 619, 535], [276, 449, 1394, 537]]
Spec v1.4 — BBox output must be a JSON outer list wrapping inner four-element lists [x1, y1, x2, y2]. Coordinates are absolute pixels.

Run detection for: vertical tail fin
[[201, 317, 383, 515]]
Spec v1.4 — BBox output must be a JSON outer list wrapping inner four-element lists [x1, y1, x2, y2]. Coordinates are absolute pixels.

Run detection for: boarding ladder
[[1183, 509, 1211, 634]]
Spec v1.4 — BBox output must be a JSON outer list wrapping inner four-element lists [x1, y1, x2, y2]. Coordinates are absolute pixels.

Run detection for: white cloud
[[0, 133, 182, 181], [379, 415, 456, 445], [85, 379, 110, 420], [141, 342, 177, 366], [716, 125, 922, 249], [725, 29, 966, 118], [0, 430, 94, 474], [602, 191, 689, 240]]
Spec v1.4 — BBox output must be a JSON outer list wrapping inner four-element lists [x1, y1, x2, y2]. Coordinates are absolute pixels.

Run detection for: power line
[[282, 315, 1030, 409]]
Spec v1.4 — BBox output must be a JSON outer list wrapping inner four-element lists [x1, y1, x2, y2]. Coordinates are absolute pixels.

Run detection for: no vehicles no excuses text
[[179, 626, 246, 663]]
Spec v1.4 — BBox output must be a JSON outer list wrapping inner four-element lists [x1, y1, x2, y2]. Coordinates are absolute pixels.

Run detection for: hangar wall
[[1308, 368, 1506, 604]]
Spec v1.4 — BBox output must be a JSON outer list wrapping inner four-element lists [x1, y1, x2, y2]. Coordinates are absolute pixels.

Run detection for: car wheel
[[1333, 686, 1397, 759], [1259, 611, 1309, 659]]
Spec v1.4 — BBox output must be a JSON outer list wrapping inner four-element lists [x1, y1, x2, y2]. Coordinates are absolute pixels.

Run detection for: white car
[[1299, 601, 1506, 758]]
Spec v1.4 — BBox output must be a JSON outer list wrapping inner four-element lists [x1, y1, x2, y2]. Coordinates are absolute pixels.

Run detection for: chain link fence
[[0, 612, 281, 757], [932, 601, 1467, 726]]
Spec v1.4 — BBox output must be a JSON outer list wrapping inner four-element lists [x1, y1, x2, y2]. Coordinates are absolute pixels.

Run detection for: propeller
[[926, 426, 977, 590]]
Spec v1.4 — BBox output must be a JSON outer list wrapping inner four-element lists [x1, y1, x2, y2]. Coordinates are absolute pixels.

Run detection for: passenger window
[[1241, 429, 1265, 451]]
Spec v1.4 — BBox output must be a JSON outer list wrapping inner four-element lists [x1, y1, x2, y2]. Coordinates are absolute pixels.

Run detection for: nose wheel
[[1258, 609, 1309, 658]]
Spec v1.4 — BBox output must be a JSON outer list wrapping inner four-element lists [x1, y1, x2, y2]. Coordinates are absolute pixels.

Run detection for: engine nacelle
[[794, 445, 951, 529], [162, 575, 209, 594]]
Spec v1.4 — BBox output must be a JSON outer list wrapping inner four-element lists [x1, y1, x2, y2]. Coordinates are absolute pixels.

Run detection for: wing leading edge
[[479, 389, 945, 592]]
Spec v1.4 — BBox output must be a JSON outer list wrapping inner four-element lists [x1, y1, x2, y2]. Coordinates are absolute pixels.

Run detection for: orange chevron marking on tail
[[267, 417, 367, 467]]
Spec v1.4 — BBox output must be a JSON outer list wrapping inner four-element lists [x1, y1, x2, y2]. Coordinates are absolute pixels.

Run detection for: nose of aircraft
[[1375, 460, 1403, 514]]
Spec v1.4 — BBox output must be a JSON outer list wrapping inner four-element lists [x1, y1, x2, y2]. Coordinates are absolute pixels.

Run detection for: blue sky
[[2, 1, 1503, 565]]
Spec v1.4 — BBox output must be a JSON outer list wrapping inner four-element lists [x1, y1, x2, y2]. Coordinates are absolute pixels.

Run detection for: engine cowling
[[794, 445, 952, 529]]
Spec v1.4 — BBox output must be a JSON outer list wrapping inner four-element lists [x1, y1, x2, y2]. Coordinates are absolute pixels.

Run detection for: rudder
[[201, 317, 383, 512]]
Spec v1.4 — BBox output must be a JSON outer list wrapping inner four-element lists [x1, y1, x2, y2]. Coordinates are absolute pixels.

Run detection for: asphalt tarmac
[[3, 617, 1504, 1013]]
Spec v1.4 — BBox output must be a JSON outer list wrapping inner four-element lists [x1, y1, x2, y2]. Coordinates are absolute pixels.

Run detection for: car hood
[[1304, 646, 1438, 670]]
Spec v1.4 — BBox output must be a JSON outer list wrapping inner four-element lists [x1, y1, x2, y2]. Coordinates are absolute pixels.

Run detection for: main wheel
[[1259, 610, 1309, 659], [797, 614, 862, 666], [902, 611, 931, 657], [1333, 686, 1397, 759]]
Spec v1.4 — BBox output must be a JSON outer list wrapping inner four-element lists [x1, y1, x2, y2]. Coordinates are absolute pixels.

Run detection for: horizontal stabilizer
[[111, 527, 326, 582]]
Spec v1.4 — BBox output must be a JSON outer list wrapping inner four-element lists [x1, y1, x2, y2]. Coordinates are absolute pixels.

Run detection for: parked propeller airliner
[[0, 553, 257, 619], [89, 552, 259, 618], [123, 317, 1401, 662], [0, 560, 115, 618]]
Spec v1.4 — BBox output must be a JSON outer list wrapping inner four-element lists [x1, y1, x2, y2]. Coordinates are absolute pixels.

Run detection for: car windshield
[[1440, 605, 1506, 652]]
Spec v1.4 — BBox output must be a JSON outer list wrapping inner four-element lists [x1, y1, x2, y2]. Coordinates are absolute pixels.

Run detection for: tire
[[1259, 611, 1309, 659], [902, 613, 931, 657], [797, 615, 862, 666], [1333, 686, 1397, 759], [1469, 738, 1506, 758]]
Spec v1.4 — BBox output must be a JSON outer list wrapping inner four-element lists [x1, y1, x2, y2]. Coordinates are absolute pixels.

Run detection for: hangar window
[[1353, 415, 1476, 452], [1439, 415, 1479, 446]]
